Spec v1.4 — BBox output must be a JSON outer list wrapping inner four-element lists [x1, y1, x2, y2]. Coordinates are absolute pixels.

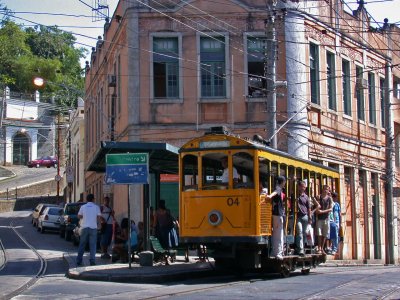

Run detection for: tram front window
[[202, 153, 227, 189], [182, 154, 198, 191]]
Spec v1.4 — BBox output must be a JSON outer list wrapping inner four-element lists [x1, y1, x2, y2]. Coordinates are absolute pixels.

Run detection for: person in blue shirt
[[329, 192, 341, 255]]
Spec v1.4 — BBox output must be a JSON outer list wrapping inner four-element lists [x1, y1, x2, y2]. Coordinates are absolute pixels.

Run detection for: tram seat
[[149, 236, 177, 265]]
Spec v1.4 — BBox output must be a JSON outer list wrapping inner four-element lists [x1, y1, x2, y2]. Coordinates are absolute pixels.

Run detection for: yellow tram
[[179, 127, 340, 274]]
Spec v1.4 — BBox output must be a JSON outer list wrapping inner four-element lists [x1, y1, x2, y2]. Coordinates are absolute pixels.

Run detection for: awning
[[86, 141, 180, 174]]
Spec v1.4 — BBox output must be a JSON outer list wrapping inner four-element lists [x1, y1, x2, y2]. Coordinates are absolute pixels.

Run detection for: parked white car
[[37, 206, 63, 233]]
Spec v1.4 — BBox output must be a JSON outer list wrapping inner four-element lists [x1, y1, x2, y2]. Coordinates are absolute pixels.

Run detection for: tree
[[0, 20, 86, 107], [0, 21, 30, 86]]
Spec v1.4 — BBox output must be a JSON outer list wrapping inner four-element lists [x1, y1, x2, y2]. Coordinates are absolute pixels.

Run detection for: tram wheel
[[301, 268, 311, 275], [215, 258, 234, 270], [280, 263, 291, 278]]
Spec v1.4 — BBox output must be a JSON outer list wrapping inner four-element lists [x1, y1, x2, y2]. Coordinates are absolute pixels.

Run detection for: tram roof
[[86, 141, 180, 173], [180, 131, 340, 177]]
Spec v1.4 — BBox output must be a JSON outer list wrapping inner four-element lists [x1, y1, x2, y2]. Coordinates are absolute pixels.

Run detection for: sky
[[1, 0, 399, 65]]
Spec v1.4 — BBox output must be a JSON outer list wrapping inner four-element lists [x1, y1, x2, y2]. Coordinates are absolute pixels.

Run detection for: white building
[[1, 87, 56, 166]]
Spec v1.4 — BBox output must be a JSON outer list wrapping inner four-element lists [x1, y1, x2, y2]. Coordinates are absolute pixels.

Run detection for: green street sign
[[106, 153, 148, 165], [106, 153, 149, 184]]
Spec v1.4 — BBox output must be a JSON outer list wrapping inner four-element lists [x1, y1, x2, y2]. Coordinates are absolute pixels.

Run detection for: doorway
[[13, 133, 30, 165]]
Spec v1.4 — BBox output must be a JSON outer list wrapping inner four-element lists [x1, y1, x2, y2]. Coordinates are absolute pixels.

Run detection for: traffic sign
[[66, 166, 74, 183], [105, 153, 149, 185], [55, 174, 62, 182]]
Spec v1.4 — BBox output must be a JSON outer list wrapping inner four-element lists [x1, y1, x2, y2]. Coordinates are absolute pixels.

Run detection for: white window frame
[[197, 32, 230, 102], [150, 32, 183, 103], [244, 32, 266, 102]]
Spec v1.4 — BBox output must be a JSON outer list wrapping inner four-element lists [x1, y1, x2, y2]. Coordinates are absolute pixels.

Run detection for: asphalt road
[[0, 165, 61, 193], [1, 212, 400, 299]]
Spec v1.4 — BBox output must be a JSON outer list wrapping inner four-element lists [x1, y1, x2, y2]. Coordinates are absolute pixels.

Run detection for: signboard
[[66, 166, 74, 183], [105, 153, 149, 185], [160, 174, 179, 182]]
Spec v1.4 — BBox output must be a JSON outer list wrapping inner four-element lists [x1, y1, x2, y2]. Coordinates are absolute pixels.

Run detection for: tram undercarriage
[[206, 241, 326, 277]]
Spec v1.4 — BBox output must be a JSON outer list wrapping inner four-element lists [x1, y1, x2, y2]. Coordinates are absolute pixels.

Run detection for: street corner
[[64, 253, 216, 283]]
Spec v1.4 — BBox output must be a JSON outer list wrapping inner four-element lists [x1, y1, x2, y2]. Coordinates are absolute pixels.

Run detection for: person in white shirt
[[76, 194, 102, 266], [100, 196, 115, 259], [221, 157, 239, 183]]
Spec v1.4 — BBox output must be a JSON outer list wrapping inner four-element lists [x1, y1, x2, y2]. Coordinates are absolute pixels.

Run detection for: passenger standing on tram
[[309, 196, 320, 248], [295, 180, 311, 257], [264, 176, 286, 260], [316, 185, 333, 254], [329, 192, 341, 255]]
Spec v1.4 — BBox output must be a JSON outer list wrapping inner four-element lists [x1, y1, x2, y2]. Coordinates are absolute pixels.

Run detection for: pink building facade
[[84, 0, 400, 263]]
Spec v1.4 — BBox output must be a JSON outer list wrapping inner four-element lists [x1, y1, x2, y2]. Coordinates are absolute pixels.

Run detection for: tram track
[[298, 267, 399, 300], [2, 219, 47, 300], [0, 238, 6, 272]]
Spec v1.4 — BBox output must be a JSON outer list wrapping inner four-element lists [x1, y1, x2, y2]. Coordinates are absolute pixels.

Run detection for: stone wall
[[0, 195, 60, 213], [0, 179, 63, 213], [0, 179, 58, 199]]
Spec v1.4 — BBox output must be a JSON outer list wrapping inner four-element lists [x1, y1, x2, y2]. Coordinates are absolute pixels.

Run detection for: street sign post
[[105, 153, 149, 185], [105, 152, 149, 269]]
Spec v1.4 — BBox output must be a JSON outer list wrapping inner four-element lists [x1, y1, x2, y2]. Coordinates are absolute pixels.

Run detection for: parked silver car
[[37, 206, 63, 233], [32, 203, 59, 227]]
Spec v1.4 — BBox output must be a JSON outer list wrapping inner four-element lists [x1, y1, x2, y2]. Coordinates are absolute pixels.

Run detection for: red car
[[27, 156, 58, 168]]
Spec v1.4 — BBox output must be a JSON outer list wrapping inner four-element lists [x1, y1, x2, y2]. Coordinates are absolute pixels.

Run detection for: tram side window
[[270, 161, 280, 190], [182, 154, 198, 191], [258, 157, 270, 192], [233, 152, 254, 189]]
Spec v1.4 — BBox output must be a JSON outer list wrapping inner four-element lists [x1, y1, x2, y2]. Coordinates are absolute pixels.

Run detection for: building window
[[356, 66, 365, 121], [380, 77, 385, 128], [342, 59, 351, 116], [309, 43, 320, 104], [200, 36, 226, 98], [394, 77, 400, 99], [368, 72, 376, 125], [247, 37, 266, 98], [327, 51, 336, 110], [396, 133, 400, 168], [153, 37, 179, 98]]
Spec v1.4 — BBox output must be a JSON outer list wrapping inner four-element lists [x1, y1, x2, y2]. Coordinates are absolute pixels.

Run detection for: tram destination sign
[[105, 153, 149, 185]]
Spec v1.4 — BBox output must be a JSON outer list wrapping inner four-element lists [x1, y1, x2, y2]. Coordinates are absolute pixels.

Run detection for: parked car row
[[31, 202, 100, 248], [31, 203, 60, 227]]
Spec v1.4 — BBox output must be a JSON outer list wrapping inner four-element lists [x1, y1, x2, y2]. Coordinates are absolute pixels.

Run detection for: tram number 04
[[227, 197, 240, 206]]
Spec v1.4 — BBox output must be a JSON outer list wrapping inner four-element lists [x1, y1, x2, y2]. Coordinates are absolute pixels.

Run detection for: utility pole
[[384, 62, 394, 265], [68, 130, 72, 203], [56, 112, 61, 204], [265, 3, 278, 149]]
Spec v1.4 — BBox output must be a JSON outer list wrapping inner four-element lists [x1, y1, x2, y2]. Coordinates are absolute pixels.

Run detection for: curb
[[63, 253, 216, 283], [67, 267, 216, 283], [321, 260, 386, 267]]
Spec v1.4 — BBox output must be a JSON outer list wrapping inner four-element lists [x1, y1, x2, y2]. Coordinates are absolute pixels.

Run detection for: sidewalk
[[63, 251, 387, 283], [63, 252, 215, 283]]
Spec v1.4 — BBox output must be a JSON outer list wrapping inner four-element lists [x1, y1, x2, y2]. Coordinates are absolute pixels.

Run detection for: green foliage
[[0, 20, 86, 107]]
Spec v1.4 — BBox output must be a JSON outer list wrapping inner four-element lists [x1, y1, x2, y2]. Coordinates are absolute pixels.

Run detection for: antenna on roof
[[92, 0, 109, 21]]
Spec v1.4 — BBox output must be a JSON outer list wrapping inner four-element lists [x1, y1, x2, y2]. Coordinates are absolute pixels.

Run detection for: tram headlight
[[208, 210, 222, 226]]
